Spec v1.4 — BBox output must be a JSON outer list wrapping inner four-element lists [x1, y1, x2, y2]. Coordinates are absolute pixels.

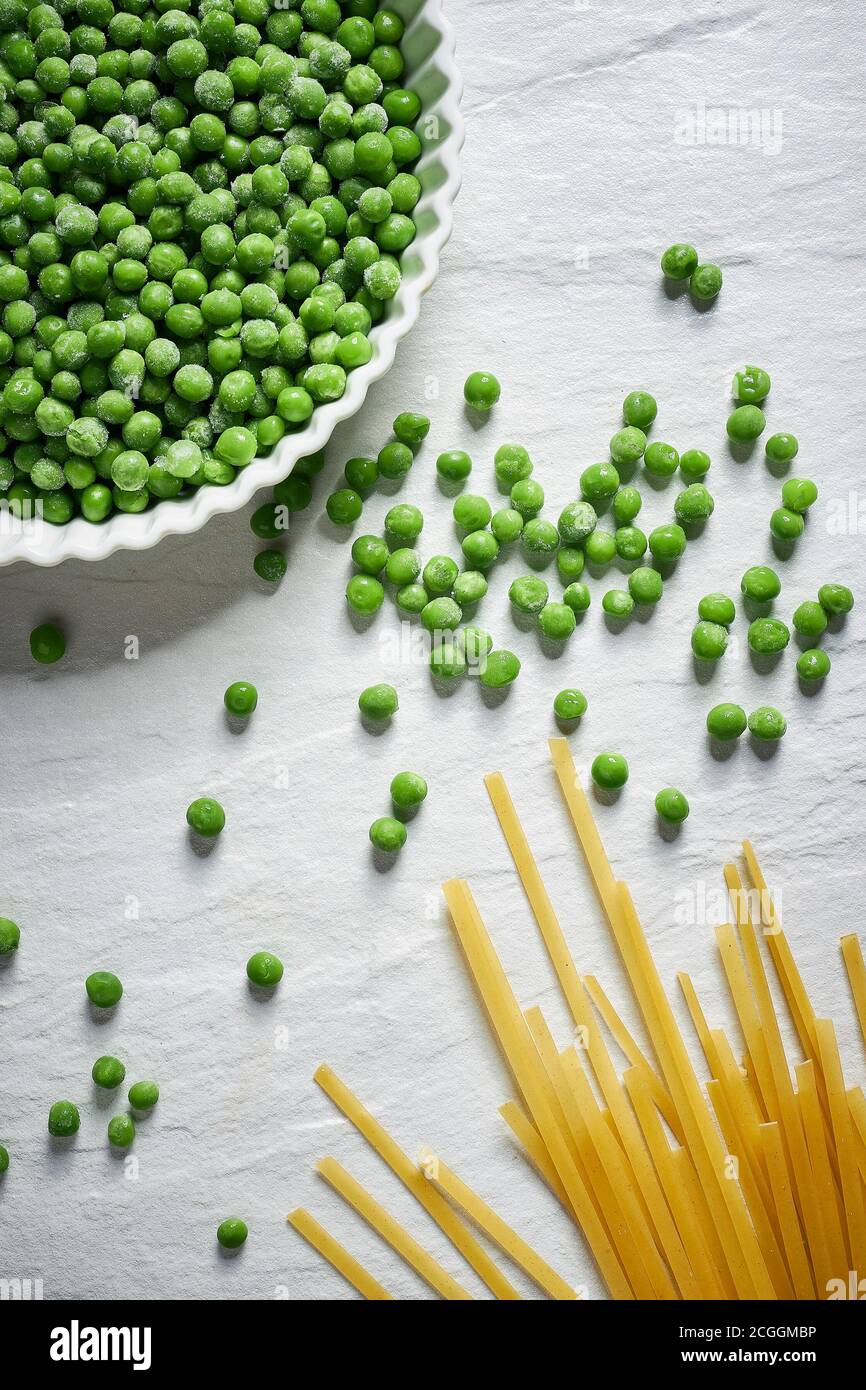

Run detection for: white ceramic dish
[[1, 0, 463, 568]]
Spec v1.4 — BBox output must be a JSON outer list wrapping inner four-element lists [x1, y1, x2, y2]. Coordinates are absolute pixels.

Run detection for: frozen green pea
[[612, 486, 642, 524], [463, 371, 500, 411], [706, 703, 747, 741], [461, 530, 499, 569], [510, 478, 544, 519], [385, 504, 423, 543], [0, 918, 20, 954], [563, 582, 591, 613], [358, 684, 398, 721], [392, 412, 430, 446], [390, 771, 427, 809], [732, 365, 771, 404], [429, 637, 466, 680], [558, 500, 597, 544], [108, 1115, 135, 1149], [457, 625, 493, 664], [792, 601, 828, 638], [581, 462, 620, 501], [765, 433, 798, 463], [377, 442, 413, 479], [0, 1144, 8, 1174], [648, 524, 686, 562], [217, 1218, 248, 1250], [478, 649, 520, 688], [369, 816, 407, 852], [553, 688, 587, 721], [557, 546, 585, 582], [254, 550, 287, 584], [344, 456, 378, 494], [48, 1101, 80, 1137], [602, 590, 634, 619], [85, 971, 123, 1008], [30, 623, 65, 664], [796, 649, 830, 681], [346, 574, 385, 615], [453, 571, 487, 605], [675, 485, 714, 524], [614, 526, 647, 560], [385, 547, 421, 586], [186, 798, 225, 838], [521, 518, 559, 558], [436, 449, 472, 483], [818, 583, 853, 615], [92, 1056, 125, 1089], [643, 442, 679, 477], [628, 567, 663, 605], [748, 706, 787, 741], [494, 443, 532, 490], [453, 494, 492, 530], [509, 575, 548, 614], [246, 953, 283, 988], [679, 449, 711, 480], [748, 618, 790, 653], [609, 429, 645, 466], [326, 488, 363, 526], [741, 566, 781, 602], [351, 535, 388, 575], [584, 529, 616, 565], [622, 391, 657, 430], [660, 243, 698, 279], [691, 621, 728, 660], [591, 752, 629, 789], [655, 788, 689, 824], [690, 263, 722, 300], [491, 507, 524, 544], [421, 597, 462, 632], [538, 602, 576, 640], [726, 405, 765, 442], [423, 555, 459, 596], [698, 593, 735, 625], [770, 507, 804, 541], [781, 479, 817, 512], [396, 583, 429, 614]]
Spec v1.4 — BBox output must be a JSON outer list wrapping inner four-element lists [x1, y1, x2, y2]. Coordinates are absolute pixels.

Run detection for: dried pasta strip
[[583, 974, 682, 1143], [815, 1018, 866, 1275], [314, 1064, 520, 1300], [443, 877, 633, 1299], [760, 1123, 817, 1300], [287, 1208, 393, 1300], [669, 1145, 738, 1301], [714, 918, 777, 1119], [316, 1157, 474, 1300], [739, 846, 817, 1058], [419, 1149, 579, 1300], [841, 935, 866, 1052], [499, 1100, 571, 1211], [710, 1029, 775, 1224], [795, 1060, 847, 1289]]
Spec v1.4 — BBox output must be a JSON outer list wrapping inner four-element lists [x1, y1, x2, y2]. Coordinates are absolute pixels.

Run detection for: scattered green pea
[[648, 524, 686, 562], [491, 508, 524, 544], [538, 602, 576, 640], [29, 623, 65, 664], [458, 626, 493, 664], [186, 797, 225, 838], [421, 597, 462, 633], [660, 244, 698, 279], [0, 918, 20, 954], [92, 1056, 126, 1090], [369, 816, 407, 852], [781, 479, 818, 512], [698, 593, 735, 625], [628, 567, 663, 605], [732, 365, 771, 404], [346, 574, 385, 616], [85, 971, 123, 1009], [429, 639, 467, 680], [558, 500, 598, 544], [358, 684, 399, 721], [377, 442, 414, 479], [510, 478, 544, 519], [553, 689, 587, 721], [393, 412, 430, 446], [344, 456, 379, 495], [655, 788, 689, 824], [464, 371, 500, 411], [462, 530, 499, 569], [643, 442, 679, 477], [494, 443, 532, 490], [612, 486, 643, 524], [622, 391, 657, 430], [706, 703, 747, 741], [385, 548, 422, 586], [602, 590, 635, 619], [108, 1115, 135, 1149], [770, 507, 804, 541], [557, 546, 585, 582], [792, 601, 828, 638], [726, 405, 766, 442], [748, 706, 787, 741], [615, 527, 647, 560], [48, 1101, 80, 1138], [385, 504, 424, 544], [396, 583, 429, 614], [675, 484, 714, 524], [609, 431, 644, 467], [453, 571, 488, 606], [563, 582, 592, 613], [326, 489, 364, 527], [765, 433, 798, 464], [797, 649, 830, 681], [217, 1218, 248, 1250], [437, 449, 472, 483], [818, 583, 854, 615], [246, 953, 283, 988], [591, 753, 629, 790], [691, 621, 728, 660], [0, 1145, 8, 1174], [748, 618, 790, 653], [453, 494, 492, 530], [224, 682, 258, 718], [423, 555, 459, 596], [478, 649, 521, 688], [352, 535, 389, 576], [679, 449, 711, 480], [584, 529, 616, 565], [522, 518, 560, 558], [690, 263, 723, 300], [390, 772, 427, 809], [253, 551, 287, 585], [741, 565, 781, 602]]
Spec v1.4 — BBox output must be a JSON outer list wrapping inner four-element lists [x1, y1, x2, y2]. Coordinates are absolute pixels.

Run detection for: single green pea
[[628, 567, 663, 605], [796, 649, 830, 681], [421, 597, 462, 633], [463, 370, 500, 411], [679, 449, 711, 480], [791, 601, 828, 639], [509, 575, 549, 614], [396, 583, 429, 614], [563, 582, 592, 613], [689, 263, 722, 300], [765, 432, 798, 463], [393, 411, 430, 446], [553, 689, 587, 721], [428, 634, 466, 679], [385, 548, 421, 586], [86, 971, 123, 1009], [584, 529, 616, 565], [591, 752, 629, 790], [0, 918, 20, 954], [326, 488, 363, 526], [250, 504, 288, 541], [346, 574, 385, 615], [648, 524, 686, 562], [538, 602, 576, 640], [691, 621, 728, 660], [581, 461, 620, 501], [369, 816, 407, 852], [224, 681, 258, 717], [609, 429, 645, 466], [385, 503, 424, 544], [655, 788, 689, 824], [770, 507, 804, 541], [462, 530, 499, 570], [436, 449, 472, 483], [344, 456, 378, 495], [377, 442, 414, 479], [453, 493, 492, 530], [602, 590, 635, 619], [92, 1056, 126, 1090], [732, 365, 771, 404], [478, 649, 521, 688], [453, 571, 487, 606], [748, 618, 790, 654], [614, 526, 647, 561], [660, 243, 698, 279], [522, 518, 559, 558], [622, 391, 657, 430], [643, 442, 679, 477], [726, 405, 766, 442], [818, 583, 854, 615], [457, 626, 494, 666], [108, 1115, 135, 1149], [781, 478, 817, 513], [675, 484, 714, 524], [390, 771, 427, 809], [510, 478, 544, 520], [698, 593, 735, 625], [29, 622, 65, 664], [48, 1101, 81, 1138], [494, 443, 533, 490], [217, 1218, 248, 1250], [246, 952, 283, 988], [558, 500, 597, 545], [422, 555, 459, 596], [747, 706, 787, 741], [186, 797, 225, 838], [358, 684, 398, 721], [351, 535, 389, 576], [253, 550, 287, 584], [491, 508, 524, 544], [557, 546, 585, 583], [706, 703, 747, 741], [741, 565, 781, 602], [612, 486, 642, 524]]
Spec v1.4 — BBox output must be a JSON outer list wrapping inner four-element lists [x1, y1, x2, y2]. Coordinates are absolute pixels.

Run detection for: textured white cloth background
[[1, 0, 864, 1301]]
